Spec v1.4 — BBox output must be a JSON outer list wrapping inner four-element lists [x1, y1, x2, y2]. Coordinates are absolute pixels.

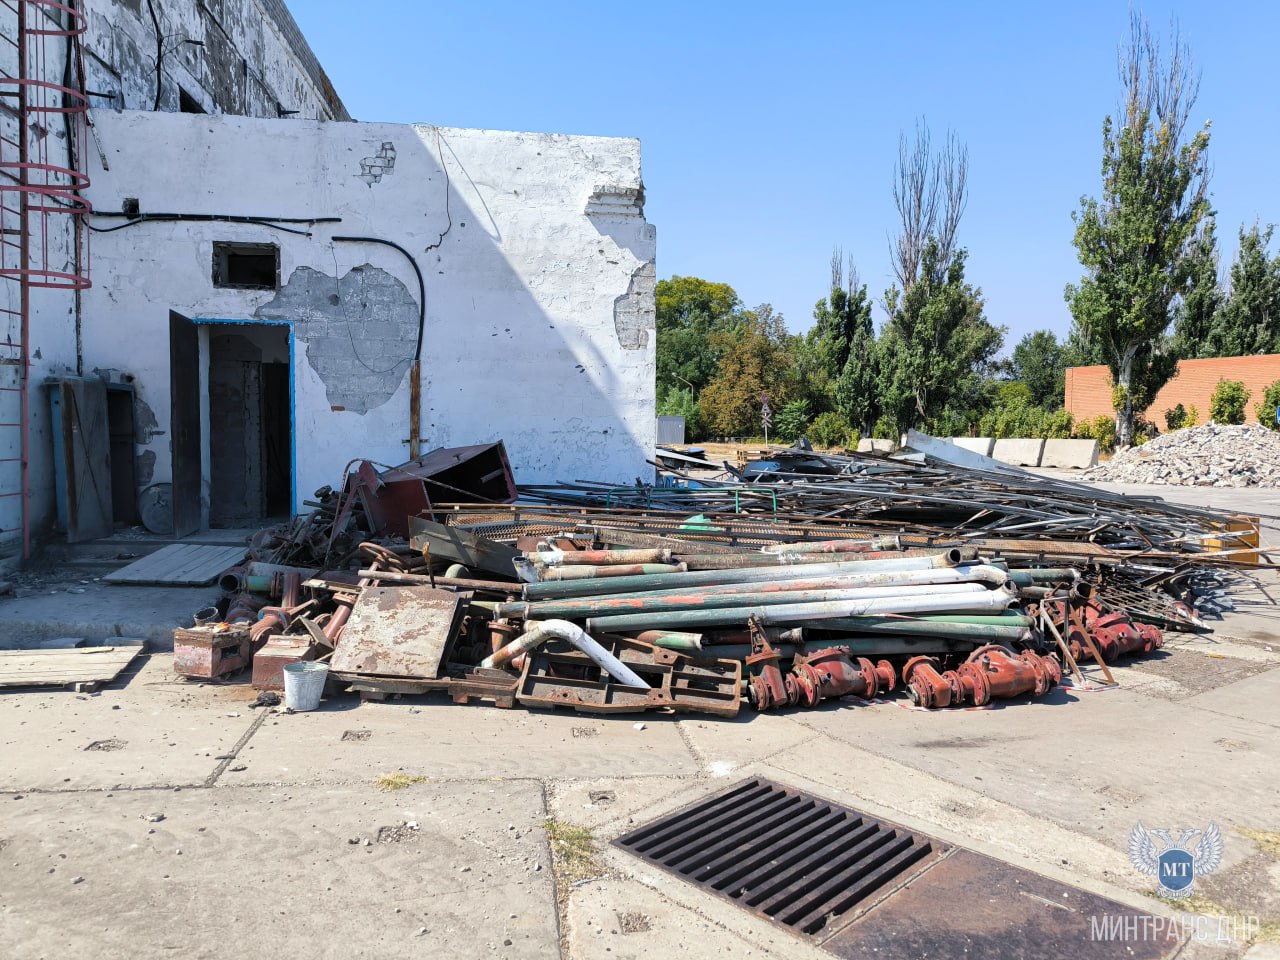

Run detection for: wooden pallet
[[0, 642, 144, 691], [104, 543, 247, 586]]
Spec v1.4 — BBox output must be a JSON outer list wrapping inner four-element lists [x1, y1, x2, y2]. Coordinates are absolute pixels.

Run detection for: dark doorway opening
[[207, 324, 291, 526]]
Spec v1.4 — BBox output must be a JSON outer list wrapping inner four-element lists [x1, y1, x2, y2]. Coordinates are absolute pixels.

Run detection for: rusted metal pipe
[[522, 550, 965, 601], [479, 619, 650, 688], [528, 547, 672, 566], [537, 562, 687, 581]]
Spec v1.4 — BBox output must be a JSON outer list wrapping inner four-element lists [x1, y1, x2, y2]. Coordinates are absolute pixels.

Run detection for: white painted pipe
[[479, 619, 650, 689]]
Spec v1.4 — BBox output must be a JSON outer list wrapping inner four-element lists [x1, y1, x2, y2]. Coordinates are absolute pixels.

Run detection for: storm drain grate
[[614, 777, 944, 938]]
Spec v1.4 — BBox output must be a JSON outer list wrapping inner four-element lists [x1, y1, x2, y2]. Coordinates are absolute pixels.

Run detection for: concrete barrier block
[[856, 438, 898, 454], [950, 437, 994, 457], [992, 438, 1045, 467], [1040, 438, 1100, 469]]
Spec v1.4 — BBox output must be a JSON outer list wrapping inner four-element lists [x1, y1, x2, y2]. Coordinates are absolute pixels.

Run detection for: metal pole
[[17, 0, 29, 561]]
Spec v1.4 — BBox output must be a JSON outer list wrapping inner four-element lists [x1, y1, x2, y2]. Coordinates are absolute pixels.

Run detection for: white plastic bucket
[[283, 662, 329, 711]]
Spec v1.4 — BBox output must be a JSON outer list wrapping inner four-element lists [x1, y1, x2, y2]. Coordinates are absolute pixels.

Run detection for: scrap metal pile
[[175, 443, 1272, 720]]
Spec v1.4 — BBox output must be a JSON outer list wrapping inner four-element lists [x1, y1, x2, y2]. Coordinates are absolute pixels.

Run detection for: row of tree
[[658, 14, 1279, 448]]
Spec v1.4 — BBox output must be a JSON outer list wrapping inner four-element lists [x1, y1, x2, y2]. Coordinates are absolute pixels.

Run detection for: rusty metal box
[[173, 624, 252, 679]]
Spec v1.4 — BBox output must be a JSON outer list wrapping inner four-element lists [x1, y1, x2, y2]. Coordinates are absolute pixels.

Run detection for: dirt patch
[[571, 727, 598, 738], [376, 821, 420, 844], [617, 910, 651, 933], [341, 729, 371, 742], [84, 738, 126, 752], [1130, 650, 1273, 699]]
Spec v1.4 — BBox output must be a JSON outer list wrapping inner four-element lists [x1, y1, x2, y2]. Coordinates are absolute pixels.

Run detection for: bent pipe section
[[479, 619, 650, 689]]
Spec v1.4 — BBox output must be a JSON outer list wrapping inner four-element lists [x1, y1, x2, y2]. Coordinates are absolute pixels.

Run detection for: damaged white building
[[1, 0, 656, 557]]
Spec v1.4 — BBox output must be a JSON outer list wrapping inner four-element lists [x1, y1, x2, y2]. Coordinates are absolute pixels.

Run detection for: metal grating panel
[[614, 777, 944, 938]]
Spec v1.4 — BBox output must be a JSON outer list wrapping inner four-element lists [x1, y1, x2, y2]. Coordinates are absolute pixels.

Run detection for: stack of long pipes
[[490, 537, 1079, 661]]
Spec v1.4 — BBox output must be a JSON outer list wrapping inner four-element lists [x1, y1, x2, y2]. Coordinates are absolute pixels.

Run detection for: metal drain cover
[[614, 777, 944, 939], [616, 777, 1173, 959]]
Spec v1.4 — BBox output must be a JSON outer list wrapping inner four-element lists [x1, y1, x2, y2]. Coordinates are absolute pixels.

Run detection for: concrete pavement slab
[[0, 779, 557, 960], [225, 698, 701, 786], [0, 655, 263, 790]]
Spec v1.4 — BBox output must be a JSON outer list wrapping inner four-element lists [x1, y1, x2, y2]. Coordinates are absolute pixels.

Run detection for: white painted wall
[[80, 110, 656, 521]]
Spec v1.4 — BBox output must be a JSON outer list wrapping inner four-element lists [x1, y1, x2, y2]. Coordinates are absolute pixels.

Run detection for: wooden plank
[[0, 645, 142, 688], [105, 543, 247, 585]]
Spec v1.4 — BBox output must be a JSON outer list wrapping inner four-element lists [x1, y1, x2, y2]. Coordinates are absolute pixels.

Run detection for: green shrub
[[872, 416, 897, 440], [1209, 378, 1250, 425], [1076, 414, 1116, 454], [773, 399, 810, 442], [1254, 380, 1280, 431], [1042, 408, 1075, 439], [1186, 404, 1200, 427], [809, 411, 853, 449], [1164, 403, 1189, 431]]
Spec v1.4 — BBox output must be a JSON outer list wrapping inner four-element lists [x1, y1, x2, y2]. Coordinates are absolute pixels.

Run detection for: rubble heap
[[1082, 423, 1280, 487]]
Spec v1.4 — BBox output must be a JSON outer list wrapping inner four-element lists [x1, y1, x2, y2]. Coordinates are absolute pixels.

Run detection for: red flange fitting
[[906, 645, 1060, 709], [789, 649, 895, 707]]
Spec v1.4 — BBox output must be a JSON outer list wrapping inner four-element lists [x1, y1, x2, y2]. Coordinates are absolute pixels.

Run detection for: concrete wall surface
[[78, 111, 656, 523], [81, 0, 348, 119]]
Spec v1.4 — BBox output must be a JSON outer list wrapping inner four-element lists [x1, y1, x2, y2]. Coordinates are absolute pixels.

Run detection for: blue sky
[[293, 1, 1279, 352]]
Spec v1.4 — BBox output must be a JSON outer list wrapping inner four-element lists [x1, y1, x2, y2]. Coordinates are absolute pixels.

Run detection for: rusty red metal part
[[903, 645, 1060, 708]]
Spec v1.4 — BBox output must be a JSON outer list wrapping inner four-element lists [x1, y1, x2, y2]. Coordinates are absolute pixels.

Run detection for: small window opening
[[178, 88, 206, 114], [213, 242, 279, 290]]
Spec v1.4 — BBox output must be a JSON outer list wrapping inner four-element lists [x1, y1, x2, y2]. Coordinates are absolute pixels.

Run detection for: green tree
[[698, 304, 795, 437], [1209, 378, 1249, 424], [655, 276, 743, 397], [879, 242, 1004, 435], [1009, 330, 1067, 407], [1171, 219, 1222, 359], [1065, 14, 1212, 447], [811, 251, 874, 388], [1206, 224, 1280, 356]]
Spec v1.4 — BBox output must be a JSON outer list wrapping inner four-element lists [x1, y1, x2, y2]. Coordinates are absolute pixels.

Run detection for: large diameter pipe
[[478, 619, 650, 689], [675, 637, 986, 659], [584, 587, 1013, 633], [499, 564, 1011, 619], [522, 549, 964, 601], [507, 582, 988, 621]]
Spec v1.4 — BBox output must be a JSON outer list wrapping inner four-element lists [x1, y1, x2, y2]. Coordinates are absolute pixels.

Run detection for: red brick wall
[[1064, 355, 1280, 427]]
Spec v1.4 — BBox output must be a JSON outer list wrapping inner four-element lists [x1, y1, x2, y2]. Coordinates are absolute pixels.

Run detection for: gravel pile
[[1082, 423, 1280, 486]]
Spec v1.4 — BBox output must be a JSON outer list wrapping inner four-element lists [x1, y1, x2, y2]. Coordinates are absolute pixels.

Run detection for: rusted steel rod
[[763, 536, 902, 555], [355, 568, 519, 593], [536, 562, 687, 581]]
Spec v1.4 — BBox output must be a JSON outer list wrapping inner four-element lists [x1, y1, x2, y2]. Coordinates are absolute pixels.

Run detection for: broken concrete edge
[[0, 622, 176, 652]]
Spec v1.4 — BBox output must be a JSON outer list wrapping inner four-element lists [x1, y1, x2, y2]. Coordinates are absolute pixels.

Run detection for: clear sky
[[291, 1, 1279, 352]]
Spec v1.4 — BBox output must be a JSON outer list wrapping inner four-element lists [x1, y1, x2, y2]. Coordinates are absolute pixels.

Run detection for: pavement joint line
[[672, 717, 707, 767], [203, 709, 272, 787]]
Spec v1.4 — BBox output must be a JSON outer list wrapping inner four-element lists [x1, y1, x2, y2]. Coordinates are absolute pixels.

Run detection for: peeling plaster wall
[[83, 0, 348, 119], [79, 110, 656, 517]]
